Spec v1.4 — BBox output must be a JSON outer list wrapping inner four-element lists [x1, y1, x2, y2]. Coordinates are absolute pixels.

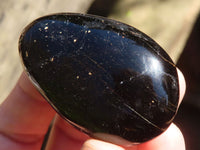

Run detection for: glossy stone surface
[[19, 13, 179, 144]]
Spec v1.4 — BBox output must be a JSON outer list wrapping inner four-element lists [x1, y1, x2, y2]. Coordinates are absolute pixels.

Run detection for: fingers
[[0, 67, 185, 150], [0, 72, 56, 150], [45, 115, 90, 150], [81, 123, 185, 150], [136, 123, 185, 150]]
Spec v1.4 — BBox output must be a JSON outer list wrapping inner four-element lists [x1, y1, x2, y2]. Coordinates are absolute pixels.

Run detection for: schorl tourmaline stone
[[19, 13, 179, 144]]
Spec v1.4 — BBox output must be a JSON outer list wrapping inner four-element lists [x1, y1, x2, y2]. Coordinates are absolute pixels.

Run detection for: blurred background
[[0, 0, 200, 149]]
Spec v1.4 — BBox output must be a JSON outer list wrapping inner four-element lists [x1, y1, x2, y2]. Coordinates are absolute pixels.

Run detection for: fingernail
[[81, 139, 125, 150]]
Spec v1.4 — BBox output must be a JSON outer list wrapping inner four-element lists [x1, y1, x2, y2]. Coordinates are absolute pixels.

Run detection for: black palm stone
[[19, 13, 179, 144]]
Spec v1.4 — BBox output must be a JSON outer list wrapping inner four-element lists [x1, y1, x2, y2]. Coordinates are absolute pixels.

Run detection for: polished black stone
[[19, 13, 179, 144]]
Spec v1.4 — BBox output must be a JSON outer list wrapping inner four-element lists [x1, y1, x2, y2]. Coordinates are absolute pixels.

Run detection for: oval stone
[[19, 13, 179, 144]]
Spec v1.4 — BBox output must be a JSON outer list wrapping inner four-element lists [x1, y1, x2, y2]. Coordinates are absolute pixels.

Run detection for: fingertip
[[81, 139, 125, 150], [177, 68, 186, 106], [0, 71, 55, 135], [137, 124, 185, 150], [18, 71, 46, 102]]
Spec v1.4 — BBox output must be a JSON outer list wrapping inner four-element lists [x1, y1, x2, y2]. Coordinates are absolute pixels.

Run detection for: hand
[[0, 69, 186, 150]]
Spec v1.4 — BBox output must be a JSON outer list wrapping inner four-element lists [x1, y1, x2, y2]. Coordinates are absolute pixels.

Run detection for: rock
[[19, 13, 179, 144]]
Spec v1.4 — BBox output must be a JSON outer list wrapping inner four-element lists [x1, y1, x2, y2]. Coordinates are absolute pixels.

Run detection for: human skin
[[0, 69, 186, 150]]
